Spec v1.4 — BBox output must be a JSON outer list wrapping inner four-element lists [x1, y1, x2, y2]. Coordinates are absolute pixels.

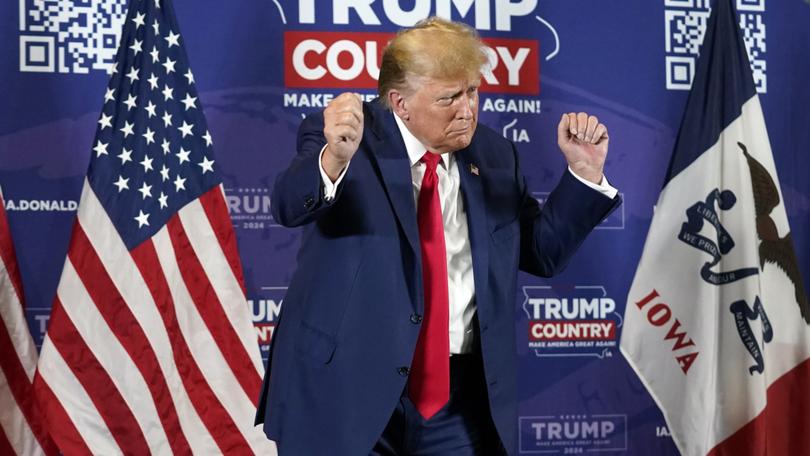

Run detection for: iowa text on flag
[[32, 0, 274, 454], [1, 188, 57, 455], [620, 0, 810, 455]]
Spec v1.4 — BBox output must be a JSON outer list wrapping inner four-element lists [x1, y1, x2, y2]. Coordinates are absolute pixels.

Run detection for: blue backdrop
[[2, 1, 808, 454]]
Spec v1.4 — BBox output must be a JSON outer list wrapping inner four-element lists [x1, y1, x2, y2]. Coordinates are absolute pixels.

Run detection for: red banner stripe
[[708, 357, 810, 455]]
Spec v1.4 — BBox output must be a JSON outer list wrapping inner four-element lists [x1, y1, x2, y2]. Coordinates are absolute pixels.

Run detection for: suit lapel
[[455, 141, 490, 318], [365, 102, 491, 317], [365, 103, 420, 257]]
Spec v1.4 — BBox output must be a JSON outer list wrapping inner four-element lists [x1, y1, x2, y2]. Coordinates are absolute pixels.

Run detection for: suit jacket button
[[397, 366, 410, 377], [410, 313, 422, 324], [304, 196, 315, 209]]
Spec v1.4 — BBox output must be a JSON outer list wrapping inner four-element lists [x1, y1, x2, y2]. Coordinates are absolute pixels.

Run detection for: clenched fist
[[322, 92, 364, 181], [557, 112, 609, 185]]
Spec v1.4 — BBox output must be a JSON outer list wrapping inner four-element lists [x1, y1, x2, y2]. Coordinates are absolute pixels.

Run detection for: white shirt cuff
[[319, 144, 350, 201], [568, 167, 619, 199]]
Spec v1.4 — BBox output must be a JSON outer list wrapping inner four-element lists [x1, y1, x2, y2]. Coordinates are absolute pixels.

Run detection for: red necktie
[[409, 152, 450, 420]]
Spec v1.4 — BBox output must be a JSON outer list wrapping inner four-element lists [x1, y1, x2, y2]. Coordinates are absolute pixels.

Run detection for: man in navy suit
[[256, 17, 620, 455]]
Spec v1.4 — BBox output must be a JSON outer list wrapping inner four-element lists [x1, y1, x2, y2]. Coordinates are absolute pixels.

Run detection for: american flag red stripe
[[36, 181, 272, 454], [66, 223, 192, 454], [131, 233, 254, 453], [0, 189, 57, 456], [166, 215, 260, 403], [31, 377, 91, 456], [0, 427, 15, 455], [45, 298, 152, 454], [199, 188, 248, 296]]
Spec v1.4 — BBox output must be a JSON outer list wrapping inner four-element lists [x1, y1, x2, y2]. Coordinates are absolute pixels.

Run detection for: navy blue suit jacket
[[256, 100, 620, 455]]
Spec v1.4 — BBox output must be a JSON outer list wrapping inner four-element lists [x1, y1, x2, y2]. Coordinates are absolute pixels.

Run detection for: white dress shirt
[[319, 114, 618, 353]]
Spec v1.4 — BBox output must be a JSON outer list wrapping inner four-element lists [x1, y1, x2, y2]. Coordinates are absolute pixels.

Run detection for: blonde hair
[[378, 17, 487, 107]]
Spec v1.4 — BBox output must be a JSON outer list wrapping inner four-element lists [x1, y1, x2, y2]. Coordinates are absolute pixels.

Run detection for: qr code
[[19, 0, 128, 74], [664, 0, 767, 93]]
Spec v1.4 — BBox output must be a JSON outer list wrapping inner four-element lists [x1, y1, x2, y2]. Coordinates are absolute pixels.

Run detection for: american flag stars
[[89, 0, 219, 239]]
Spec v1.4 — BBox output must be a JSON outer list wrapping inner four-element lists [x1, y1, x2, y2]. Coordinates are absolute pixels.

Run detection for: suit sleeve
[[271, 111, 344, 227], [515, 143, 621, 277]]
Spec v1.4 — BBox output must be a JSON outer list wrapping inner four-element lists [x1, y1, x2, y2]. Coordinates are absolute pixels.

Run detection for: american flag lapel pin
[[469, 164, 479, 176]]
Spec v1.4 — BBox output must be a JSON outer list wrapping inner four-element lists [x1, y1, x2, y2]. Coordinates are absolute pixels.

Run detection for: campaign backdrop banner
[[2, 1, 809, 454]]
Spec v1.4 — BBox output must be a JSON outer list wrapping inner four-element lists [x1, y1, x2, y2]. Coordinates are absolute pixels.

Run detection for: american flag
[[1, 187, 57, 455], [33, 0, 273, 453]]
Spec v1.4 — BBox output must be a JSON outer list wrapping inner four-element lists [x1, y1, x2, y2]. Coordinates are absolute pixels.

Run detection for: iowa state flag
[[620, 0, 810, 454]]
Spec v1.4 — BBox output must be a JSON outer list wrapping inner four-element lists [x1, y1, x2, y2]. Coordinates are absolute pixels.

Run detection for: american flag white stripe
[[73, 179, 219, 454], [151, 224, 273, 452], [163, 214, 261, 401], [36, 339, 117, 455], [0, 286, 36, 383], [178, 197, 264, 376], [0, 368, 42, 456], [55, 259, 171, 453], [1, 188, 56, 456]]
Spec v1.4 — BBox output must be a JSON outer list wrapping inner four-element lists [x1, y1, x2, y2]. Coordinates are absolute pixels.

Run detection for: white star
[[162, 110, 173, 127], [181, 93, 197, 111], [129, 39, 143, 56], [142, 127, 156, 145], [150, 46, 160, 63], [132, 12, 145, 29], [173, 174, 186, 191], [184, 69, 195, 85], [98, 112, 113, 129], [138, 182, 153, 199], [162, 84, 174, 101], [120, 121, 135, 138], [93, 141, 108, 157], [126, 66, 140, 84], [154, 0, 161, 9], [162, 57, 176, 74], [160, 165, 170, 181], [198, 156, 215, 174], [202, 130, 213, 147], [135, 210, 150, 227], [140, 155, 154, 172], [104, 88, 115, 103], [152, 19, 160, 35], [161, 138, 171, 155], [117, 148, 133, 164], [124, 93, 137, 111], [145, 100, 157, 118], [176, 147, 191, 164], [147, 72, 159, 90], [113, 175, 129, 192], [158, 192, 168, 209], [165, 30, 180, 48], [177, 121, 194, 138]]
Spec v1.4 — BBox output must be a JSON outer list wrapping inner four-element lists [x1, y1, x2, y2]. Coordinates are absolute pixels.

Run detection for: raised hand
[[556, 112, 609, 185], [322, 92, 364, 181]]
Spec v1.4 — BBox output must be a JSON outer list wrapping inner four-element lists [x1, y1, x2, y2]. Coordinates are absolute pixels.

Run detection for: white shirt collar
[[393, 113, 451, 169]]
